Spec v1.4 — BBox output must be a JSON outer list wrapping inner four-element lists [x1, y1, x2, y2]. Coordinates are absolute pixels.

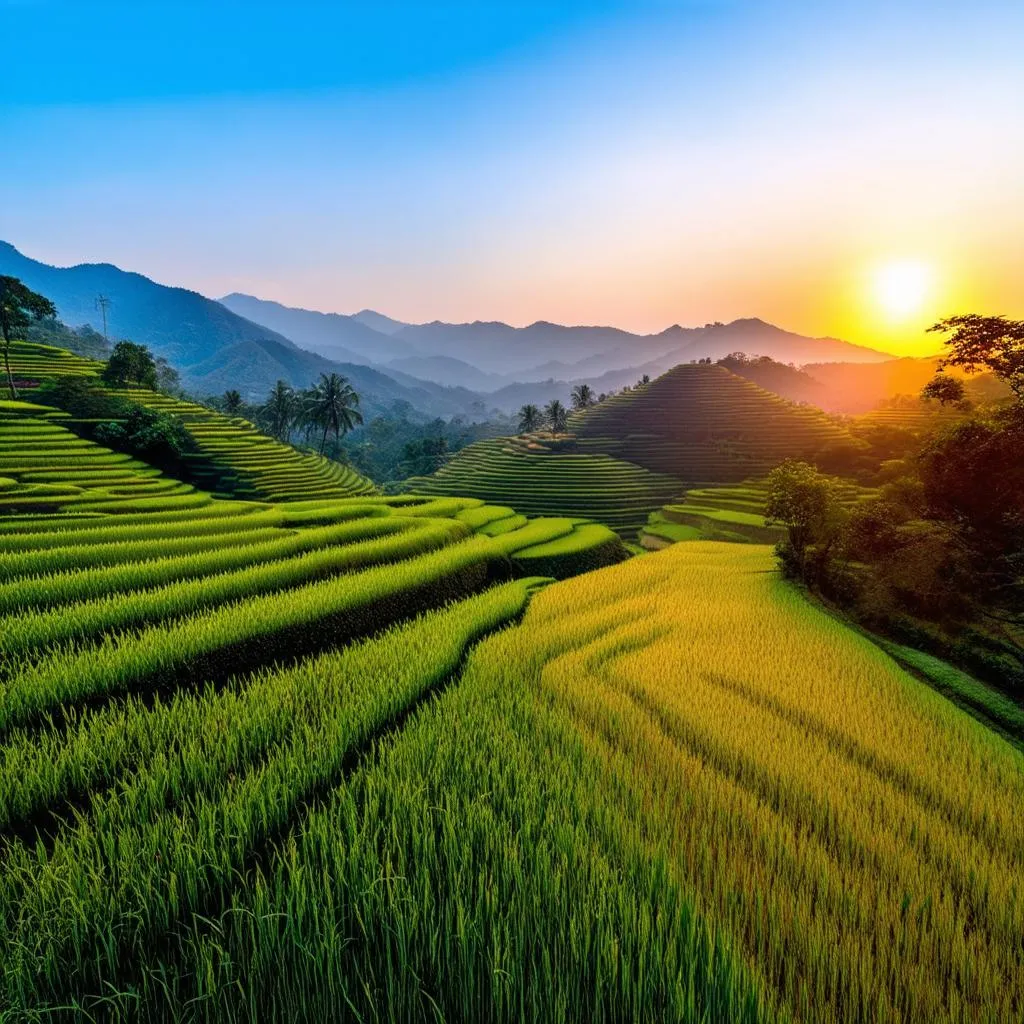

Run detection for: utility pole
[[95, 294, 111, 343]]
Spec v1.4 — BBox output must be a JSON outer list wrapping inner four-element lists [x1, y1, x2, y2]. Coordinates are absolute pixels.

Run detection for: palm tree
[[544, 399, 568, 434], [518, 403, 542, 433], [570, 383, 595, 411], [260, 380, 298, 441], [223, 389, 242, 415], [306, 372, 363, 454]]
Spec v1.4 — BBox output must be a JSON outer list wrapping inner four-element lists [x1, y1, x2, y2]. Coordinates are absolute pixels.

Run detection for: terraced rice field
[[3, 341, 101, 382], [857, 402, 967, 433], [570, 364, 851, 482], [118, 389, 376, 500], [641, 477, 879, 548], [5, 533, 1017, 1021], [405, 434, 683, 537], [0, 401, 208, 514], [2, 343, 1018, 1022], [4, 339, 374, 502]]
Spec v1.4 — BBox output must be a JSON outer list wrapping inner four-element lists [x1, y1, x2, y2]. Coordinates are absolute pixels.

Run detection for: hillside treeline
[[768, 316, 1023, 695]]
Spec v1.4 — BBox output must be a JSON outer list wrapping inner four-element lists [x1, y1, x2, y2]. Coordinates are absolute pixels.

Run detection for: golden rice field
[[490, 543, 1023, 1022], [73, 541, 1021, 1022]]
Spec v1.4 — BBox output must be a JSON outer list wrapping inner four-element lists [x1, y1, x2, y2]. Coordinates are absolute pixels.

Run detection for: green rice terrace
[[4, 339, 375, 502], [641, 476, 880, 548], [405, 432, 683, 537], [0, 342, 1020, 1023], [569, 363, 852, 480]]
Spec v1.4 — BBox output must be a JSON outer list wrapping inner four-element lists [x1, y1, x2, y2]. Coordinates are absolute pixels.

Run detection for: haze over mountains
[[3, 240, 908, 417], [221, 292, 892, 388]]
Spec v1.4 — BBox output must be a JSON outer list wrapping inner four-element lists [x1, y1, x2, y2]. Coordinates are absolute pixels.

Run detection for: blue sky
[[2, 1, 1022, 352]]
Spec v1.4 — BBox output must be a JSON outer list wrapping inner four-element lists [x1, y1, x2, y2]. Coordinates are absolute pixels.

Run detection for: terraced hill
[[857, 400, 967, 433], [569, 363, 852, 482], [4, 339, 375, 501], [0, 400, 208, 515], [1, 382, 1018, 1021], [404, 433, 683, 537], [640, 476, 880, 548]]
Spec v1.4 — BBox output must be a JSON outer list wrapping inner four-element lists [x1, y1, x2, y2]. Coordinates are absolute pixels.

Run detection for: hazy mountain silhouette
[[0, 242, 480, 417], [219, 293, 417, 363], [352, 309, 409, 335]]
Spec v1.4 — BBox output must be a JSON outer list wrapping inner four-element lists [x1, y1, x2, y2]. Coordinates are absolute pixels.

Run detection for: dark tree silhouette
[[928, 314, 1024, 399], [518, 403, 542, 433], [305, 372, 363, 454], [0, 276, 56, 399], [223, 390, 243, 415], [544, 399, 568, 434], [921, 374, 966, 406], [260, 380, 299, 441], [570, 384, 595, 411]]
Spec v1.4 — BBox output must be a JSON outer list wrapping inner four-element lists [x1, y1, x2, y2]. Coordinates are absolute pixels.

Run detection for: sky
[[2, 1, 1022, 356]]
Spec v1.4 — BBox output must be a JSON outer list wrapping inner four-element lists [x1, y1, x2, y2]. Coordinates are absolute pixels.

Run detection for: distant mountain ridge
[[225, 293, 893, 391], [0, 242, 479, 419]]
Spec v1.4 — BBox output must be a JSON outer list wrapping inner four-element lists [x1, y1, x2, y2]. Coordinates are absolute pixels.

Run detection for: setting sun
[[872, 259, 932, 321]]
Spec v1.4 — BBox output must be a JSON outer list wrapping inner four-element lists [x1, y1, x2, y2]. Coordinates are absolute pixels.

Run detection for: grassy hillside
[[641, 477, 879, 548], [3, 339, 376, 502], [569, 363, 851, 482], [404, 433, 683, 537], [0, 401, 211, 514]]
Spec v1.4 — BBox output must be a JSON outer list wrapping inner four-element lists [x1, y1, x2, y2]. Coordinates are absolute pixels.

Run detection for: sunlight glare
[[872, 259, 932, 321]]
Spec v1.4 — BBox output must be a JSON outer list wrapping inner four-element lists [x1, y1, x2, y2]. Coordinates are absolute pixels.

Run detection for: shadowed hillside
[[569, 363, 852, 481]]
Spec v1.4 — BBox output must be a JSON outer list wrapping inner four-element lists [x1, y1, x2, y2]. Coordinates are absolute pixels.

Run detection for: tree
[[639, 374, 651, 386], [304, 372, 363, 454], [0, 276, 57, 398], [765, 460, 846, 578], [928, 314, 1024, 399], [544, 399, 568, 434], [917, 404, 1024, 618], [102, 341, 158, 389], [920, 374, 966, 406], [223, 390, 243, 415], [518, 403, 542, 433], [570, 383, 595, 411], [260, 380, 299, 441]]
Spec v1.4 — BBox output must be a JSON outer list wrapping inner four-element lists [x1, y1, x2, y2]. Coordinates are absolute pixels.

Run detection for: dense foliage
[[0, 275, 56, 398], [768, 388, 1023, 698]]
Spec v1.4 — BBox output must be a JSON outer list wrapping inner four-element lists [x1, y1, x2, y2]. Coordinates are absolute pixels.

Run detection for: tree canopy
[[544, 399, 568, 434], [928, 314, 1024, 399], [0, 276, 57, 398], [518, 404, 542, 433], [102, 340, 159, 389]]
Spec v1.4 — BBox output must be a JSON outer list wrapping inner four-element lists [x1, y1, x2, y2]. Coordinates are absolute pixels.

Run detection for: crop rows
[[569, 364, 851, 481], [405, 436, 681, 537]]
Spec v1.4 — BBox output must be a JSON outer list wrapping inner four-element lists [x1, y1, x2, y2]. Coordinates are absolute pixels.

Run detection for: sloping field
[[0, 408, 638, 1020], [4, 340, 101, 381], [118, 388, 376, 500], [0, 401, 208, 514], [640, 476, 880, 548], [4, 339, 375, 501], [857, 401, 967, 433], [7, 542, 1018, 1020], [405, 435, 683, 537], [570, 364, 851, 482]]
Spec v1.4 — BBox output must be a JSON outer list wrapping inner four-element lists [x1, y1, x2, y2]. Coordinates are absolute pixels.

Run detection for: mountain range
[[222, 292, 892, 388], [0, 242, 478, 419], [3, 240, 909, 419]]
